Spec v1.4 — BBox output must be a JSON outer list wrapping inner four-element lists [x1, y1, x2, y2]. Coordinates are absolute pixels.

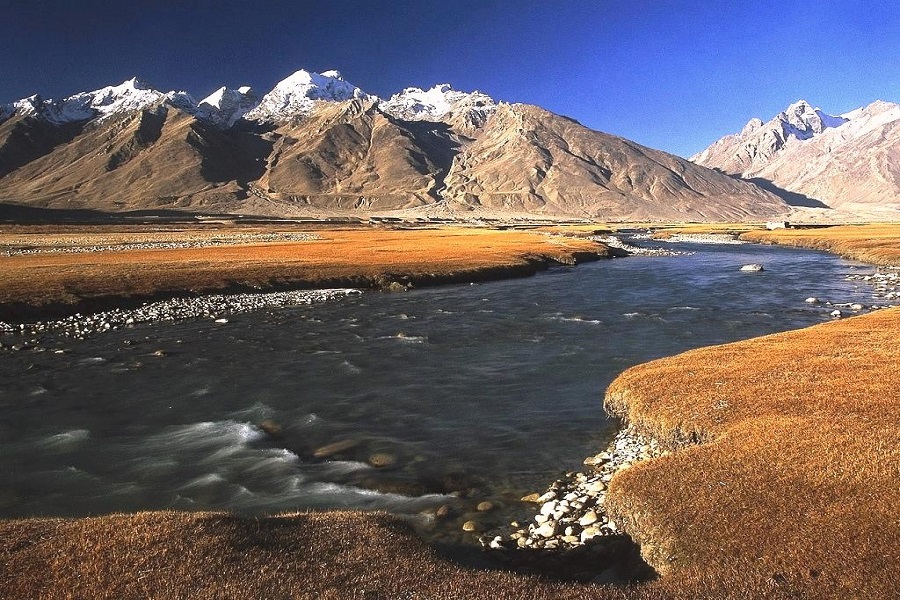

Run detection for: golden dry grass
[[0, 225, 608, 318], [0, 509, 838, 600], [742, 224, 900, 266], [603, 308, 900, 598]]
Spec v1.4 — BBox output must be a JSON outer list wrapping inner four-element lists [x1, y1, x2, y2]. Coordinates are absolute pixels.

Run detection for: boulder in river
[[740, 264, 764, 272]]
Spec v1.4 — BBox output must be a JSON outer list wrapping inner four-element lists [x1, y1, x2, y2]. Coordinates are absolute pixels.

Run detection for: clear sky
[[2, 0, 898, 157]]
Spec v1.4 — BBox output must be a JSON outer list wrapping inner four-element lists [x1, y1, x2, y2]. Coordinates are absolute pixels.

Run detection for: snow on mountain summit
[[691, 98, 900, 211], [197, 86, 259, 128], [1, 69, 501, 131], [49, 77, 170, 123], [780, 99, 848, 139], [243, 69, 370, 122], [381, 84, 496, 127], [0, 77, 183, 124], [690, 99, 848, 166]]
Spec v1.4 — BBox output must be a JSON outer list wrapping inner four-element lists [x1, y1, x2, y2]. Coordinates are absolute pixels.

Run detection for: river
[[0, 239, 877, 543]]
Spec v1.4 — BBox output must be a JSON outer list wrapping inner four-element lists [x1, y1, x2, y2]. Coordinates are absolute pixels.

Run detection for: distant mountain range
[[0, 70, 796, 221], [691, 99, 900, 216]]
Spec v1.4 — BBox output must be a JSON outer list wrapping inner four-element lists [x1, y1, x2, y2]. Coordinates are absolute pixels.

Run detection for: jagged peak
[[785, 99, 813, 113], [741, 117, 764, 136], [381, 83, 496, 124], [243, 68, 369, 122], [195, 85, 259, 128]]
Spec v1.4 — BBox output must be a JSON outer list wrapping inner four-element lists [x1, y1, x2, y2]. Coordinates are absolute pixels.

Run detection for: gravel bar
[[0, 288, 360, 342]]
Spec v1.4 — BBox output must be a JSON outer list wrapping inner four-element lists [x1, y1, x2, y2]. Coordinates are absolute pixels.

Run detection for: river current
[[0, 240, 876, 541]]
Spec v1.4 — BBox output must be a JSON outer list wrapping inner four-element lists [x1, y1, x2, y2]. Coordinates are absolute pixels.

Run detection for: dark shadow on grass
[[431, 534, 657, 585]]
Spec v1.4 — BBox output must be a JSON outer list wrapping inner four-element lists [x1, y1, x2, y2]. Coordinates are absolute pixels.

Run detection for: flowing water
[[0, 240, 877, 542]]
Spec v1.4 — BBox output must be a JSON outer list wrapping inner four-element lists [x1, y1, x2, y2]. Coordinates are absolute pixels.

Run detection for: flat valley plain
[[1, 222, 898, 599]]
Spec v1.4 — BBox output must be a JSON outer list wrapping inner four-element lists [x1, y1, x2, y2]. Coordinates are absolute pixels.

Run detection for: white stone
[[579, 510, 599, 526], [535, 522, 558, 538], [537, 491, 556, 503]]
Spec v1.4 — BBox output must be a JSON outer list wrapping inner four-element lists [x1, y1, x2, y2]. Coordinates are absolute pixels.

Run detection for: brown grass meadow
[[0, 225, 609, 319], [1, 223, 899, 598], [742, 223, 900, 265]]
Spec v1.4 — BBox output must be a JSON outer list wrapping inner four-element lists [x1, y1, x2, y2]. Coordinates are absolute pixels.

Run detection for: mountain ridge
[[692, 99, 900, 216], [0, 69, 790, 221]]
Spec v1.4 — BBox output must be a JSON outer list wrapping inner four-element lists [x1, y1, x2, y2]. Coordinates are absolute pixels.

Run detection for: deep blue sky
[[2, 0, 898, 157]]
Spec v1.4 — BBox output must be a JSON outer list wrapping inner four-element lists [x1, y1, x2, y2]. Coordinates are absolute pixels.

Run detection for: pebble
[[367, 453, 397, 468], [476, 501, 495, 512], [578, 510, 599, 526], [660, 233, 745, 245], [534, 522, 557, 538], [462, 520, 480, 533]]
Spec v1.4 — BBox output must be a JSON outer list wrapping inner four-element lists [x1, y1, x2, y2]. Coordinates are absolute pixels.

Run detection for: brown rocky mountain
[[692, 100, 900, 217], [439, 103, 785, 220], [0, 71, 790, 221]]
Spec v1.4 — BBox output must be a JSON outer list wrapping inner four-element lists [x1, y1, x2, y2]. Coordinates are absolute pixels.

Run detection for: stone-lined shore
[[1, 232, 322, 256], [0, 288, 360, 344], [454, 425, 664, 582], [484, 426, 664, 552], [589, 235, 691, 257]]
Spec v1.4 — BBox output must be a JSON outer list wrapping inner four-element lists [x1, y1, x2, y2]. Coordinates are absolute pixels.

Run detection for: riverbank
[[2, 224, 898, 598], [500, 224, 900, 596], [0, 225, 611, 321], [741, 223, 900, 265]]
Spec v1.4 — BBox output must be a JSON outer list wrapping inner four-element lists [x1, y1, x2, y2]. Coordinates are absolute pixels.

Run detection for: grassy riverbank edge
[[601, 224, 900, 598]]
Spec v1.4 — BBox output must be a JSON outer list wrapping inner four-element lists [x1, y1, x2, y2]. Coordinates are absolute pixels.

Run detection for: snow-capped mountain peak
[[0, 77, 196, 125], [380, 84, 496, 126], [0, 69, 501, 131], [53, 77, 167, 122], [243, 69, 369, 122], [779, 99, 847, 139], [740, 117, 764, 136], [690, 98, 900, 211], [196, 86, 259, 128]]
